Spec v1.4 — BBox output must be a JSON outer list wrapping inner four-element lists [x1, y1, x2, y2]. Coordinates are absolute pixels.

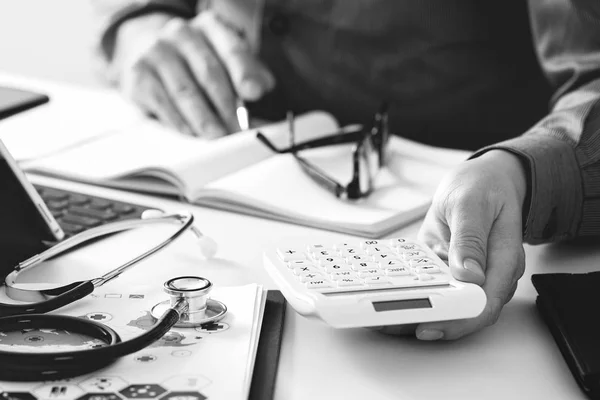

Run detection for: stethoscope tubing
[[0, 280, 94, 318], [0, 306, 180, 381], [0, 211, 203, 381]]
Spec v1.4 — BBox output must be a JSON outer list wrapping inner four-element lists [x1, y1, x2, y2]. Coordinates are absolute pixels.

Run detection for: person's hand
[[113, 11, 275, 137], [380, 150, 528, 340]]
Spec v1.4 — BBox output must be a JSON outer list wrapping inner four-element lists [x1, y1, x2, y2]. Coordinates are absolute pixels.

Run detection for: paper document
[[0, 284, 266, 400]]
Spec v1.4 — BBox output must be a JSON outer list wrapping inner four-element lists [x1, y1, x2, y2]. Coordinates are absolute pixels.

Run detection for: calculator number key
[[323, 263, 353, 273], [352, 261, 380, 270]]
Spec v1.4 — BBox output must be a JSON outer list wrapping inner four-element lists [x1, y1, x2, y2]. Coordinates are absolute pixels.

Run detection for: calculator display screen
[[372, 298, 432, 312]]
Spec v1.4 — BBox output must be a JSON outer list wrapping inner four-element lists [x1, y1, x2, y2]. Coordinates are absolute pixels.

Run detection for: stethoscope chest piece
[[151, 276, 227, 328]]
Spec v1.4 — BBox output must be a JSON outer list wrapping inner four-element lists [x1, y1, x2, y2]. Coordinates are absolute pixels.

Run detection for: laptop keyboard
[[34, 185, 153, 238]]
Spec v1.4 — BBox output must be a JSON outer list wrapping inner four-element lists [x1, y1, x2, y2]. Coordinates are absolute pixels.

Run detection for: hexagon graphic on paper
[[119, 385, 166, 399], [79, 377, 128, 393]]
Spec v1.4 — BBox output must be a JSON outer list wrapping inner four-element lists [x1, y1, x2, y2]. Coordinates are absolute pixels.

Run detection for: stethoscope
[[0, 210, 227, 382]]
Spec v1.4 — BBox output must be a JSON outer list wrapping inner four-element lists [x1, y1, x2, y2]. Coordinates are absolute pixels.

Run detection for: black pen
[[236, 98, 250, 131]]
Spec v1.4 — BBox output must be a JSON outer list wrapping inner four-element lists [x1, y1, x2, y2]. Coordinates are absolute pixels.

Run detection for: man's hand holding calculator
[[413, 149, 528, 341]]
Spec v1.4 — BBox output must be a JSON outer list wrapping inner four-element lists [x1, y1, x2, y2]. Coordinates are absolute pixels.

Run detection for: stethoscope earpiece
[[142, 209, 217, 258]]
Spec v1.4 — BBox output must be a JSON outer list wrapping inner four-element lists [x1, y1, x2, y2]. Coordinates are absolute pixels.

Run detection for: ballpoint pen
[[236, 98, 250, 131]]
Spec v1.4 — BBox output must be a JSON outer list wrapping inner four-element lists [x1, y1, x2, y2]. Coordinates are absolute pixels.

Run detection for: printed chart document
[[0, 284, 266, 400], [0, 74, 471, 237]]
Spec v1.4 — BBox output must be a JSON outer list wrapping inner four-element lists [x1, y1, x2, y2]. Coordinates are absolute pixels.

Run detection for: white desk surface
[[23, 174, 594, 400]]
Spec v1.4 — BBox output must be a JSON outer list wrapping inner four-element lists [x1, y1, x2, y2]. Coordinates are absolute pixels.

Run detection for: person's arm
[[472, 0, 600, 243], [89, 1, 275, 137], [411, 0, 600, 341], [90, 0, 199, 68]]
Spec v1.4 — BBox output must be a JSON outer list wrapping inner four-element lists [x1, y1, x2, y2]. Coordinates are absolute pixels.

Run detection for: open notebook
[[16, 111, 470, 237]]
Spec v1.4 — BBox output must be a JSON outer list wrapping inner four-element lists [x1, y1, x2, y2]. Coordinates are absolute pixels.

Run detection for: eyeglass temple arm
[[256, 126, 365, 154], [294, 155, 346, 198]]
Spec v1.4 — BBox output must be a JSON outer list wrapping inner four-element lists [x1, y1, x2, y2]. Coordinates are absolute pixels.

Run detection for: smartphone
[[0, 85, 49, 120], [0, 139, 63, 278]]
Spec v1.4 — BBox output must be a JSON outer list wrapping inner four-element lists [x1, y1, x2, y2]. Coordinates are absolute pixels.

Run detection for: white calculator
[[263, 238, 486, 328]]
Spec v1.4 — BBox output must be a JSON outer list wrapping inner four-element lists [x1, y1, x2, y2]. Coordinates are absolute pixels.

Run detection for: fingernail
[[417, 329, 444, 341], [239, 79, 263, 100], [463, 258, 484, 277]]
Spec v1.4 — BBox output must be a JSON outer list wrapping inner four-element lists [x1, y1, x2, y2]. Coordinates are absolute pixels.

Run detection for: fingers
[[445, 194, 497, 285], [163, 19, 239, 134], [149, 20, 228, 137], [193, 12, 275, 101], [128, 62, 189, 134], [416, 206, 525, 341]]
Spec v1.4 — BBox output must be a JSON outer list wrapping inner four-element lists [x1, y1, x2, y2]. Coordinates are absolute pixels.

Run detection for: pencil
[[236, 99, 250, 131]]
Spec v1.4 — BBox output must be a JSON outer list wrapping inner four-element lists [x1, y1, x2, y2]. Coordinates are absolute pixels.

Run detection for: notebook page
[[201, 136, 470, 233], [22, 111, 339, 199]]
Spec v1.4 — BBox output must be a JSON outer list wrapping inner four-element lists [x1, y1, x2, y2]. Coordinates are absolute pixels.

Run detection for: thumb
[[194, 12, 275, 101], [446, 199, 496, 286]]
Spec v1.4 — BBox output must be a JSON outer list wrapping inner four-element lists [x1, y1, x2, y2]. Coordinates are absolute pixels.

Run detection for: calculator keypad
[[276, 238, 451, 292]]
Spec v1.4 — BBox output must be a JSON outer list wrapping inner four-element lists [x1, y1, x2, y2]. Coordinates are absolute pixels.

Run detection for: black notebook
[[532, 272, 600, 400]]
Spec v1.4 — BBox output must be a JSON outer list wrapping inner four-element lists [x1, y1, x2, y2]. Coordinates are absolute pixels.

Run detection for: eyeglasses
[[256, 104, 390, 200]]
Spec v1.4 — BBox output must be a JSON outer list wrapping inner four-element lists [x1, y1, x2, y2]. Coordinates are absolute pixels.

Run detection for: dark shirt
[[92, 0, 600, 244]]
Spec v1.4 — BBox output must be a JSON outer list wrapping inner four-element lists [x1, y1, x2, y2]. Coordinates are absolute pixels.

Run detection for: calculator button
[[379, 259, 406, 269], [346, 254, 372, 263], [337, 278, 364, 287], [364, 276, 391, 285], [333, 242, 353, 250], [287, 260, 315, 269], [307, 244, 329, 252], [324, 263, 353, 273], [388, 238, 412, 247], [314, 250, 338, 258], [340, 247, 365, 257], [416, 274, 435, 281], [385, 267, 411, 276], [397, 243, 421, 252], [306, 279, 334, 289], [371, 253, 400, 262], [277, 248, 307, 261], [415, 265, 441, 274], [318, 257, 346, 267], [298, 272, 324, 282], [358, 269, 383, 278], [330, 271, 357, 280], [293, 266, 320, 275], [365, 246, 391, 256], [360, 240, 381, 249], [408, 258, 434, 268], [351, 261, 380, 270], [400, 250, 428, 261]]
